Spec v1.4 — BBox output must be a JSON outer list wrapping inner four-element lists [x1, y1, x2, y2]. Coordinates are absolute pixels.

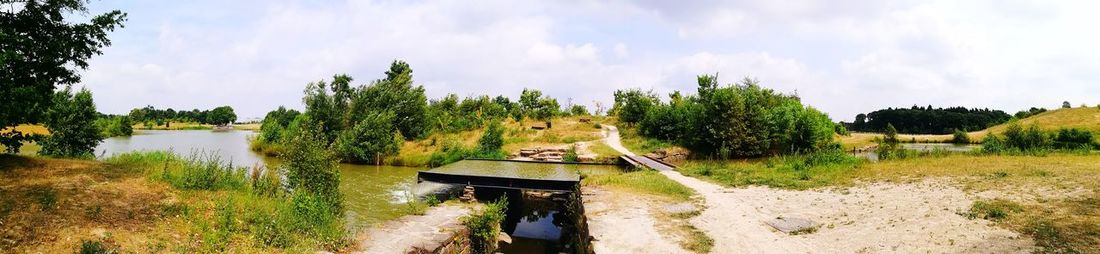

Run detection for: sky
[[76, 0, 1100, 121]]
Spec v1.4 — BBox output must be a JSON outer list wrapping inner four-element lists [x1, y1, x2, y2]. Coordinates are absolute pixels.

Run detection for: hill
[[841, 107, 1100, 147]]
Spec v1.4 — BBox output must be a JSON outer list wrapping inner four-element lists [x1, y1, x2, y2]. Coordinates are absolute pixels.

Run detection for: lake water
[[92, 129, 429, 229]]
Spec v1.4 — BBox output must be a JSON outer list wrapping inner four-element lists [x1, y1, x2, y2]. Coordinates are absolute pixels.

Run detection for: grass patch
[[679, 149, 862, 190], [968, 199, 1024, 221], [680, 224, 714, 253], [101, 151, 350, 252], [616, 125, 673, 155], [583, 170, 695, 201]]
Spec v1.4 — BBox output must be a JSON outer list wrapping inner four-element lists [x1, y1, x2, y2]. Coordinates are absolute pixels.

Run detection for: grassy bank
[[677, 153, 1100, 253], [132, 121, 214, 130], [0, 152, 349, 253]]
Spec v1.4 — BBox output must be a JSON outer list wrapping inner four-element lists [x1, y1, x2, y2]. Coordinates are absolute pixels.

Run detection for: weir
[[416, 159, 593, 192]]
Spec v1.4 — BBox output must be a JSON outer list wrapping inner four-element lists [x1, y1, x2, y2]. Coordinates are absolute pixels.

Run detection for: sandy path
[[583, 187, 690, 254], [600, 125, 1034, 253], [356, 204, 473, 254]]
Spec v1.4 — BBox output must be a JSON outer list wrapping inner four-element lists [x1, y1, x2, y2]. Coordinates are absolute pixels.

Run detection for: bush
[[610, 89, 658, 125], [39, 87, 103, 158], [563, 145, 579, 162], [94, 116, 133, 137], [464, 197, 507, 254], [1053, 128, 1095, 150], [981, 135, 1007, 154], [332, 111, 401, 164], [952, 129, 970, 144], [281, 120, 343, 215], [968, 199, 1023, 221], [79, 240, 117, 254], [477, 121, 504, 154], [1003, 123, 1051, 151]]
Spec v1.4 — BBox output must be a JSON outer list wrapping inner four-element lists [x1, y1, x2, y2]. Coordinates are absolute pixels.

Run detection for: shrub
[[1003, 123, 1051, 151], [477, 121, 504, 154], [281, 120, 342, 215], [332, 111, 401, 164], [952, 129, 970, 144], [610, 89, 658, 125], [563, 145, 579, 162], [981, 135, 1007, 154], [464, 197, 508, 254], [1053, 128, 1095, 150], [39, 87, 103, 158], [79, 240, 117, 254], [968, 199, 1023, 221]]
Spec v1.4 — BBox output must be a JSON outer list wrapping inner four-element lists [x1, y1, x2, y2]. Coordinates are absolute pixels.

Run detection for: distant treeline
[[127, 105, 237, 125], [846, 106, 1011, 134]]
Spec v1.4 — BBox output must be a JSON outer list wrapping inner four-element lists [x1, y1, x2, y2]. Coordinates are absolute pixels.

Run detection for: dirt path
[[582, 186, 690, 254], [600, 125, 1034, 253], [356, 204, 474, 254]]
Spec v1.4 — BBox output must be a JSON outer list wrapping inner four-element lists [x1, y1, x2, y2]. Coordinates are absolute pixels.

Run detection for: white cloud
[[78, 0, 1100, 122]]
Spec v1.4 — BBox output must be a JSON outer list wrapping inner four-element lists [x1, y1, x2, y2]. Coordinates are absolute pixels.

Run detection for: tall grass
[[104, 151, 348, 251]]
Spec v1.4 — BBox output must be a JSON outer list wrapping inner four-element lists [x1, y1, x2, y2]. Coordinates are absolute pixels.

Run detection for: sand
[[582, 186, 691, 254], [599, 125, 1035, 253]]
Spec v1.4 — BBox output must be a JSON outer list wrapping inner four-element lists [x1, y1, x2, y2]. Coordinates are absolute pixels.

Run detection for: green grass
[[617, 126, 673, 155], [968, 199, 1023, 221], [678, 150, 862, 190], [583, 170, 695, 201]]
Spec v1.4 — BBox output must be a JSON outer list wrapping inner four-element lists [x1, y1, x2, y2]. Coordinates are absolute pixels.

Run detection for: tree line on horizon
[[846, 106, 1012, 134]]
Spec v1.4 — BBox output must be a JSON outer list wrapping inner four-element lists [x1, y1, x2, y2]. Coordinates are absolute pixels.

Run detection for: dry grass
[[0, 125, 50, 135], [987, 107, 1100, 135], [390, 116, 606, 166], [858, 154, 1100, 253], [683, 154, 1100, 253], [0, 155, 174, 253], [232, 123, 261, 131]]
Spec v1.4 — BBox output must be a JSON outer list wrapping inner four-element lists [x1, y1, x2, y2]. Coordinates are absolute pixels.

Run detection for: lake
[[92, 129, 429, 229]]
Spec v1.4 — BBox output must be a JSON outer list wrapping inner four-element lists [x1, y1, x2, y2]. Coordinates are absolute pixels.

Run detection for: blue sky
[[77, 0, 1100, 121]]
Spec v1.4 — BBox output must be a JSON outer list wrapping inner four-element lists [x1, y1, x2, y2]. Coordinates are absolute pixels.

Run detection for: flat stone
[[661, 203, 697, 214], [765, 216, 817, 234]]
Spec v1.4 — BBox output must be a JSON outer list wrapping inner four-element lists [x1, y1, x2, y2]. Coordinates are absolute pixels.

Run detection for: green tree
[[207, 106, 237, 126], [281, 116, 343, 214], [1062, 101, 1072, 109], [332, 111, 401, 164], [477, 121, 504, 154], [358, 60, 429, 139], [569, 104, 589, 116], [952, 129, 970, 144], [610, 89, 658, 125], [258, 106, 300, 143], [38, 87, 103, 158], [1, 0, 125, 152]]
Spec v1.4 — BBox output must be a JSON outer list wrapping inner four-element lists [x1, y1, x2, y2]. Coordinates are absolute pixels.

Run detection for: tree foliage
[[477, 121, 504, 154], [850, 106, 1011, 134], [94, 115, 133, 137], [332, 111, 401, 164], [280, 116, 342, 215], [629, 75, 837, 158], [1, 0, 125, 152], [207, 106, 237, 126], [610, 89, 658, 125], [38, 87, 103, 158]]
